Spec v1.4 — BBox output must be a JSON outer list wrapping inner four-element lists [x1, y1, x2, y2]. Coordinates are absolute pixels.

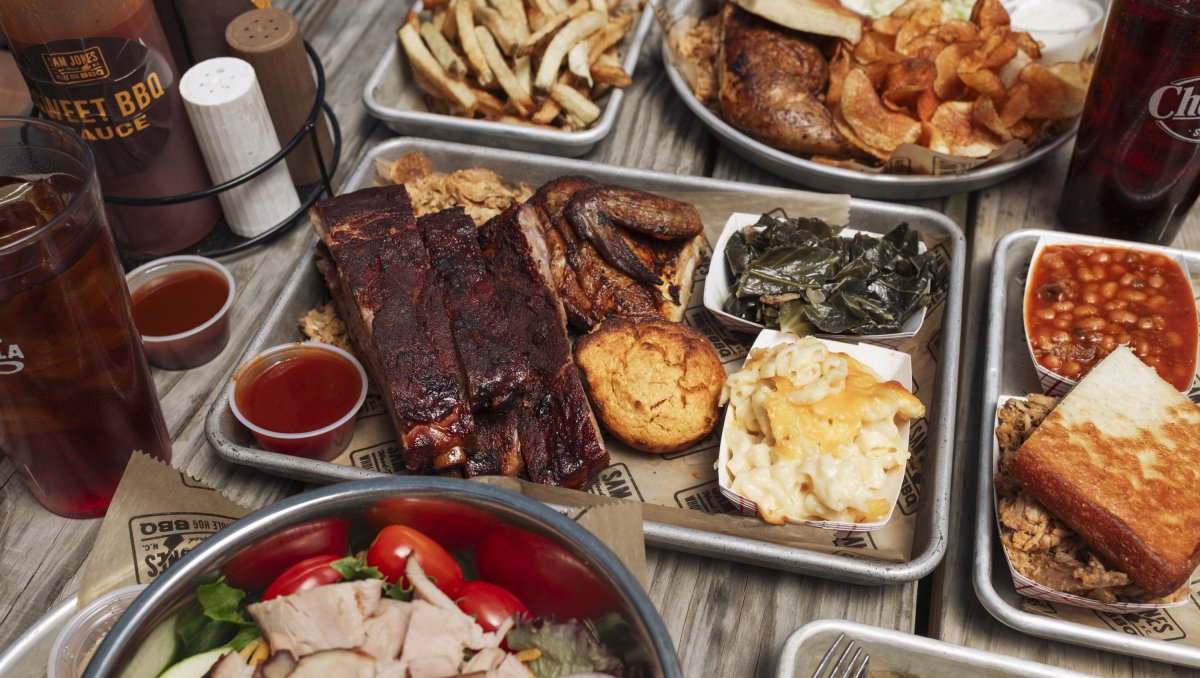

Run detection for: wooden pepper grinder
[[225, 8, 333, 185]]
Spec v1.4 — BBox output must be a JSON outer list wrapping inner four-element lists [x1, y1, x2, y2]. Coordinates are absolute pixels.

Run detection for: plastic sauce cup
[[229, 342, 368, 461], [125, 255, 236, 371], [1005, 0, 1105, 64], [48, 584, 147, 678]]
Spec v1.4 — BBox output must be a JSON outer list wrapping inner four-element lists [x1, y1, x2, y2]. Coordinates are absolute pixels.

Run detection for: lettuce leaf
[[506, 618, 623, 678], [174, 575, 258, 661]]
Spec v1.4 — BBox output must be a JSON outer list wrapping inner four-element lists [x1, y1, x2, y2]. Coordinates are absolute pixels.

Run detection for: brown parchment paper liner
[[77, 453, 253, 608], [76, 454, 647, 609], [661, 9, 1059, 177], [309, 188, 952, 566], [1017, 576, 1200, 649]]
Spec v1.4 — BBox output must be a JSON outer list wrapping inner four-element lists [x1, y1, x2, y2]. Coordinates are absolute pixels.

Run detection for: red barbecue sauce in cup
[[230, 343, 368, 461]]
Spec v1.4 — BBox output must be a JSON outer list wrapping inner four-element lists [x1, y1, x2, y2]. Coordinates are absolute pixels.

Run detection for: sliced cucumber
[[157, 647, 230, 678]]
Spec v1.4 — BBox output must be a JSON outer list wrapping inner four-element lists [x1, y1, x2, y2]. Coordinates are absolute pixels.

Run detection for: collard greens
[[723, 212, 935, 335]]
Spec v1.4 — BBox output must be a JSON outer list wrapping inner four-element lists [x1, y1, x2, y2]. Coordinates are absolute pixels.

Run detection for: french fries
[[398, 23, 477, 112], [397, 0, 637, 130], [551, 82, 601, 126], [535, 11, 606, 91], [475, 26, 535, 115]]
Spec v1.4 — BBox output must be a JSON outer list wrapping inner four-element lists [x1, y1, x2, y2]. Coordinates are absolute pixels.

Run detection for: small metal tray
[[661, 0, 1075, 200], [0, 595, 76, 678], [776, 619, 1095, 677], [205, 137, 966, 585], [362, 2, 654, 158], [974, 229, 1200, 668]]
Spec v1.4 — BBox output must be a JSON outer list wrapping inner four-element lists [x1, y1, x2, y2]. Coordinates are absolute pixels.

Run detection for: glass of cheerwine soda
[[0, 116, 170, 518]]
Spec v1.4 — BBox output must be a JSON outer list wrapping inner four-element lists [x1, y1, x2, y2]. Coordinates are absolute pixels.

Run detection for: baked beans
[[1025, 245, 1198, 390]]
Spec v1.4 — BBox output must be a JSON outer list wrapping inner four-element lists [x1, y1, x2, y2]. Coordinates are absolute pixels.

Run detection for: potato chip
[[827, 43, 853, 106], [871, 16, 905, 36], [917, 88, 940, 121], [900, 35, 948, 61], [891, 0, 942, 20], [1020, 62, 1087, 119], [934, 42, 976, 100], [854, 32, 902, 65], [959, 33, 1018, 73], [928, 100, 1003, 156], [832, 105, 892, 161], [840, 69, 922, 153], [883, 58, 936, 105], [1000, 82, 1031, 125], [937, 20, 979, 43], [970, 0, 1011, 33], [973, 96, 1011, 140], [960, 67, 1006, 99]]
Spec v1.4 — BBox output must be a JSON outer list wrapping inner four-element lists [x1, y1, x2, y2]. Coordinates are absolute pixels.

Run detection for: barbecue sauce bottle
[[0, 0, 221, 255]]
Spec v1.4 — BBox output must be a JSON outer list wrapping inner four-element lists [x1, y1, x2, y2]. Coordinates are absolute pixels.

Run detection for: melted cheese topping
[[721, 338, 925, 524]]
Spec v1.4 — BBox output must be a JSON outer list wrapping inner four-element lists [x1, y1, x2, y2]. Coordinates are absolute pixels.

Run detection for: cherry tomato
[[222, 518, 348, 591], [366, 525, 464, 595], [475, 526, 618, 620], [366, 497, 501, 552], [262, 554, 344, 600], [455, 581, 528, 633]]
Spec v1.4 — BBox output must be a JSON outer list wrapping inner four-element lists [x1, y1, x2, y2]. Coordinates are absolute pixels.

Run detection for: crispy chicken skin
[[718, 4, 849, 156]]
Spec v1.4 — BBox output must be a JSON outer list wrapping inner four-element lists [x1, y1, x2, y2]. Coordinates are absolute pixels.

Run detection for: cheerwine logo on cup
[[0, 340, 24, 374], [1149, 76, 1200, 143]]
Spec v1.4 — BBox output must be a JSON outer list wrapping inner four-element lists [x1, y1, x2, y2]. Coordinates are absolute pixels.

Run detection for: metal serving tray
[[205, 137, 965, 585], [974, 229, 1200, 668], [0, 595, 76, 678], [776, 619, 1095, 677], [362, 1, 654, 157], [661, 0, 1075, 200]]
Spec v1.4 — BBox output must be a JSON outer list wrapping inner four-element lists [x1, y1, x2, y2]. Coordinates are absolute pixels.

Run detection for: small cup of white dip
[[1004, 0, 1105, 64]]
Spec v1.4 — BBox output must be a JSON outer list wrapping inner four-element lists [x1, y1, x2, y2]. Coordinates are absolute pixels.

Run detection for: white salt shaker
[[179, 57, 300, 238]]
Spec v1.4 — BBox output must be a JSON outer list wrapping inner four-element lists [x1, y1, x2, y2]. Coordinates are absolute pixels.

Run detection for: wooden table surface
[[1, 1, 1197, 676]]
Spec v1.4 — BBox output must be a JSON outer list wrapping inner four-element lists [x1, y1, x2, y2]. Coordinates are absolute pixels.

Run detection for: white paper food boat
[[717, 330, 913, 532], [992, 395, 1190, 612], [704, 212, 928, 350], [1022, 234, 1199, 397]]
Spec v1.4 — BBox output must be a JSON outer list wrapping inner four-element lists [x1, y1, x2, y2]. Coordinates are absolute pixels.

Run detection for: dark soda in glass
[[1057, 0, 1200, 245], [0, 118, 171, 518]]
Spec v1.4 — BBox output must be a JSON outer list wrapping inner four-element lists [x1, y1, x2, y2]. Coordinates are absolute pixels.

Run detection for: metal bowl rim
[[84, 476, 682, 678]]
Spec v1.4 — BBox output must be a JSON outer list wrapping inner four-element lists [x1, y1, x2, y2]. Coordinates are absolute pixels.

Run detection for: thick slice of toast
[[1009, 346, 1200, 597]]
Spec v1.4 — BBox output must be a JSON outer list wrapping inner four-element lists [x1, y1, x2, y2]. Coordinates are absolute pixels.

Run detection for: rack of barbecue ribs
[[309, 178, 705, 488]]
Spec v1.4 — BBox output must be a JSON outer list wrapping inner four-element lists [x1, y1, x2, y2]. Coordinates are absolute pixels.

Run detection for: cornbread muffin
[[574, 316, 725, 453]]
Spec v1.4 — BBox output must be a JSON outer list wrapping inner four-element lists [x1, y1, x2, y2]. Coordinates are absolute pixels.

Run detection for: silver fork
[[811, 633, 870, 678]]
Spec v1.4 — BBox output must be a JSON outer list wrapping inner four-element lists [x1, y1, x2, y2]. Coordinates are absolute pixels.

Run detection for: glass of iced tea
[[0, 116, 170, 518], [1057, 0, 1200, 245]]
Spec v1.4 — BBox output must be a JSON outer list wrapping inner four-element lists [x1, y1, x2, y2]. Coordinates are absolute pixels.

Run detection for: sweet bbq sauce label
[[16, 37, 172, 176]]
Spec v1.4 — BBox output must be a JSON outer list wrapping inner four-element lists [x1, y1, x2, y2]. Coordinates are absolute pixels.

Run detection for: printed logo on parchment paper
[[1191, 576, 1200, 611], [832, 531, 878, 551], [357, 395, 388, 419], [898, 417, 928, 517], [349, 441, 404, 474], [587, 463, 644, 501], [686, 307, 751, 365], [1095, 609, 1187, 641], [128, 512, 235, 584], [674, 480, 737, 515]]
